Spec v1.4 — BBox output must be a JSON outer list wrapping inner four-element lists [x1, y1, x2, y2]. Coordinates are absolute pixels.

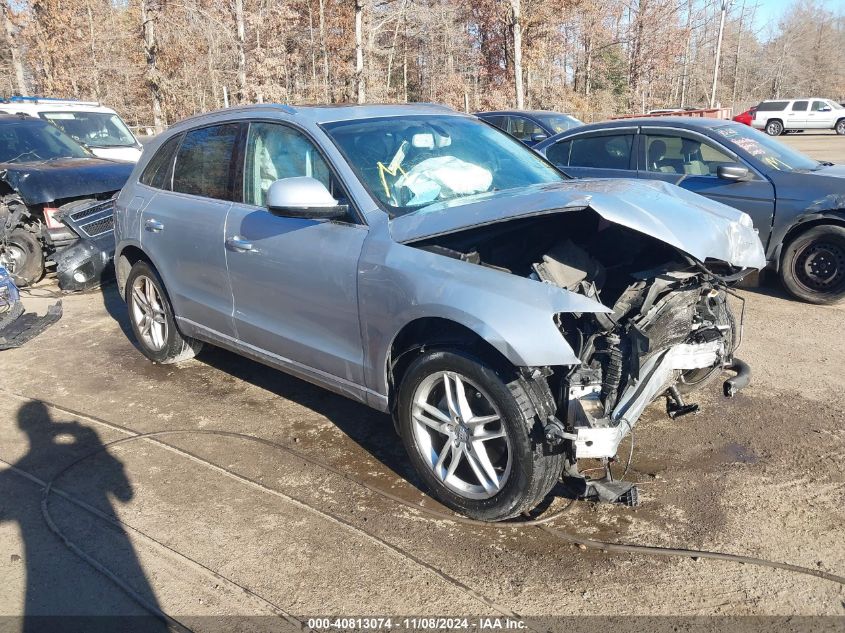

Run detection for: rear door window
[[545, 140, 572, 169], [507, 116, 545, 142], [139, 134, 182, 190], [757, 101, 788, 112], [172, 123, 241, 200], [480, 115, 507, 131], [566, 134, 633, 170], [791, 101, 808, 111]]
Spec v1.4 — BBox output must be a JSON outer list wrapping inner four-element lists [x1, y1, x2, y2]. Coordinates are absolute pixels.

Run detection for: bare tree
[[141, 0, 165, 131], [355, 0, 366, 103], [2, 1, 28, 96], [507, 0, 524, 108]]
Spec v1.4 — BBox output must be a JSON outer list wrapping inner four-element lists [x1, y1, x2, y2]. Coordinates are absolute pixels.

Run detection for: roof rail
[[2, 96, 101, 107]]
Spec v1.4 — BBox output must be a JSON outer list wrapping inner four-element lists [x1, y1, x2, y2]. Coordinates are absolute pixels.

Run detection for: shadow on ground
[[0, 400, 167, 632]]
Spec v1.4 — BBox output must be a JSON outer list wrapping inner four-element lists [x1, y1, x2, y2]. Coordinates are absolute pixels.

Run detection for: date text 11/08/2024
[[306, 617, 527, 630]]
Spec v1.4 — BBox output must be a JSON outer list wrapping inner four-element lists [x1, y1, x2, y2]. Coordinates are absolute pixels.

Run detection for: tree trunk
[[2, 2, 28, 96], [234, 0, 246, 104], [141, 0, 164, 131], [355, 0, 366, 104], [318, 0, 330, 102], [509, 0, 524, 109], [86, 1, 101, 100], [680, 0, 692, 107], [731, 0, 745, 106], [709, 0, 728, 108]]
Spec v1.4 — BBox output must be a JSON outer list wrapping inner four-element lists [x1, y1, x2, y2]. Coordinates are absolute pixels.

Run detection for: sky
[[750, 0, 842, 36]]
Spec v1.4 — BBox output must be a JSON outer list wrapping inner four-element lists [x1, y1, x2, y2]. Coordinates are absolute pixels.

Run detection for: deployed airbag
[[395, 157, 492, 206]]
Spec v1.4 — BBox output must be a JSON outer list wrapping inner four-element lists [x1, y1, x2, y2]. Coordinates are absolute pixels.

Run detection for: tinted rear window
[[757, 101, 788, 112], [139, 134, 181, 190], [549, 134, 633, 170], [172, 124, 240, 200]]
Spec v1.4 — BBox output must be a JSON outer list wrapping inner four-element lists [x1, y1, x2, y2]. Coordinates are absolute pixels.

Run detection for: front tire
[[125, 260, 203, 363], [396, 350, 564, 521], [835, 119, 845, 135], [3, 228, 44, 287], [765, 119, 784, 136], [781, 225, 845, 304]]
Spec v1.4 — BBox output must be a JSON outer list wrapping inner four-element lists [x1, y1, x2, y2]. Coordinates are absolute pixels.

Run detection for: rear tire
[[3, 228, 44, 287], [125, 260, 203, 363], [396, 349, 564, 522], [765, 119, 784, 136], [780, 225, 845, 304]]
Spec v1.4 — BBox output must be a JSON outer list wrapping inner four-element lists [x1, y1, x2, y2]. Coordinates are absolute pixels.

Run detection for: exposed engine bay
[[412, 208, 751, 503]]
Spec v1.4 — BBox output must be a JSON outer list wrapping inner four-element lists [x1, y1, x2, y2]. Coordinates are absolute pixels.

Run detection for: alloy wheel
[[130, 275, 168, 351], [1, 244, 24, 274], [410, 371, 512, 499]]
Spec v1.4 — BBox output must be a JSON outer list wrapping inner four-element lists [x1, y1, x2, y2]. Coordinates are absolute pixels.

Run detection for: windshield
[[533, 113, 583, 134], [0, 121, 90, 163], [40, 111, 137, 148], [323, 115, 566, 216], [713, 123, 820, 172]]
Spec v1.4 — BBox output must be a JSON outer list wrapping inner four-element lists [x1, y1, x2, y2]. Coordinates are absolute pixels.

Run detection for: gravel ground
[[0, 131, 842, 631]]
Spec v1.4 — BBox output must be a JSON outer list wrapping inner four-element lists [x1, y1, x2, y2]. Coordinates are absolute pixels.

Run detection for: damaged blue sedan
[[113, 104, 765, 521]]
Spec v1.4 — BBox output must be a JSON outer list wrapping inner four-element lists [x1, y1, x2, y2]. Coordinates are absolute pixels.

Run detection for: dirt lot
[[0, 132, 843, 631]]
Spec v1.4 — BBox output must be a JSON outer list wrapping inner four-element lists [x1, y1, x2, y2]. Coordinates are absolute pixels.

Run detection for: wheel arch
[[115, 243, 160, 296], [772, 213, 845, 271], [386, 317, 518, 413]]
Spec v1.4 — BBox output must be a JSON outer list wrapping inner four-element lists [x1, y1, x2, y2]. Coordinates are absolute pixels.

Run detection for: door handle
[[145, 218, 164, 232], [225, 236, 255, 252]]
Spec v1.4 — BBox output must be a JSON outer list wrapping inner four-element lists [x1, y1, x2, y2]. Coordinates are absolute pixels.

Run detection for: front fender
[[769, 209, 845, 270], [359, 238, 610, 400]]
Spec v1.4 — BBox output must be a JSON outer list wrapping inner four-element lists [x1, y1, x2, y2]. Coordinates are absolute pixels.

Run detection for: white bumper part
[[573, 340, 724, 459]]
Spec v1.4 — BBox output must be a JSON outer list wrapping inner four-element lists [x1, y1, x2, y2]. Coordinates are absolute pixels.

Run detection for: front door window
[[243, 122, 332, 207]]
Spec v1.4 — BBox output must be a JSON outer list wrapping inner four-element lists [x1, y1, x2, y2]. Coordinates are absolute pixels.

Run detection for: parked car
[[0, 114, 133, 288], [751, 98, 845, 136], [475, 110, 583, 146], [732, 107, 756, 126], [535, 117, 845, 303], [114, 104, 763, 521], [0, 96, 143, 162]]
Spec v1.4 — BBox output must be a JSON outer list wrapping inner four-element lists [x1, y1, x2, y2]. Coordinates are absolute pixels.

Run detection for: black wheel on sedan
[[765, 120, 784, 136], [781, 225, 845, 304], [396, 349, 564, 522], [125, 260, 204, 363]]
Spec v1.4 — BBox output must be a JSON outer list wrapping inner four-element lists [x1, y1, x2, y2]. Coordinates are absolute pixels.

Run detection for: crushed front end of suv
[[0, 114, 132, 290], [113, 104, 765, 521]]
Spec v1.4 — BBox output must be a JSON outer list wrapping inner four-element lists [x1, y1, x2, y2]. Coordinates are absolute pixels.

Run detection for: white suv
[[752, 98, 845, 136], [0, 97, 143, 162]]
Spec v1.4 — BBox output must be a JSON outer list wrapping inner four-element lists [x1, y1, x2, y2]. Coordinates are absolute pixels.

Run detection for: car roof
[[0, 100, 120, 115], [557, 116, 735, 133], [476, 110, 573, 117], [167, 102, 464, 131], [759, 97, 830, 102]]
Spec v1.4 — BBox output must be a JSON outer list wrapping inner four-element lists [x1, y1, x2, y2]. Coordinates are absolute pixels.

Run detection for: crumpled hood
[[0, 157, 133, 206], [390, 179, 766, 269]]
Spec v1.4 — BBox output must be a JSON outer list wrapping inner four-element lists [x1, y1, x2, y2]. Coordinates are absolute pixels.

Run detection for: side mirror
[[716, 163, 751, 182], [266, 177, 348, 220], [821, 106, 832, 112], [531, 132, 549, 143]]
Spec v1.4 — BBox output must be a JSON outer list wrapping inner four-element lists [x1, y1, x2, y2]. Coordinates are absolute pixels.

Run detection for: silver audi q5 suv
[[114, 103, 765, 521]]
